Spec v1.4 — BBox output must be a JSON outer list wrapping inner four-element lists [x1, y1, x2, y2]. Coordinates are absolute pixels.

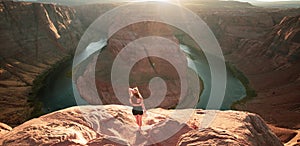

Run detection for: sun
[[130, 0, 171, 2], [129, 0, 182, 5]]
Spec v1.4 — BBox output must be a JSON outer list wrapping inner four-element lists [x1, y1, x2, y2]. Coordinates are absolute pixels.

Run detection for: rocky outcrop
[[76, 19, 191, 109], [268, 124, 298, 143], [0, 1, 83, 126], [0, 105, 282, 145], [0, 123, 12, 137], [285, 130, 300, 146], [98, 22, 188, 109]]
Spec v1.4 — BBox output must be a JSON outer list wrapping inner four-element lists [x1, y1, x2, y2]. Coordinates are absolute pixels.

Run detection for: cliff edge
[[0, 105, 282, 146]]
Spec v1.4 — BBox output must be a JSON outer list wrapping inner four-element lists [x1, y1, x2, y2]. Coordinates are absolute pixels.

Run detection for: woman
[[129, 87, 146, 130]]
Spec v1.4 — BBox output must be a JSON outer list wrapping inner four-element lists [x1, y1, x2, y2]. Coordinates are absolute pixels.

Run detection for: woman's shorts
[[132, 106, 143, 115]]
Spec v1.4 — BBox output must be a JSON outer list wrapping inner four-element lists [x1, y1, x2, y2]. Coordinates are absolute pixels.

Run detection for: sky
[[252, 0, 298, 1], [15, 0, 300, 2], [257, 0, 296, 2], [14, 0, 300, 5]]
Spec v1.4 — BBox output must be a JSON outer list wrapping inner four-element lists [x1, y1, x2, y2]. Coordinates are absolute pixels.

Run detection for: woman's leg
[[134, 115, 139, 125], [138, 115, 142, 127]]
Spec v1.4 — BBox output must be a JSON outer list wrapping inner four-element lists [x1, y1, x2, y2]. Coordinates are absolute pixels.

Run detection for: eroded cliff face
[[0, 1, 83, 126], [227, 15, 300, 130], [0, 105, 283, 146]]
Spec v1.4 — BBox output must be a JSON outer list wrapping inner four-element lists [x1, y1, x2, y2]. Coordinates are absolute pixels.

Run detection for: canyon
[[0, 0, 300, 145]]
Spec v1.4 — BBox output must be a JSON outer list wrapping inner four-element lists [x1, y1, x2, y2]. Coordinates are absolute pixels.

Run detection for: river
[[180, 44, 246, 109], [37, 61, 78, 113], [38, 41, 246, 113]]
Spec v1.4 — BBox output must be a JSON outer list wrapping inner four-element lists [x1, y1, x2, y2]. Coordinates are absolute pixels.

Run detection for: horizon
[[238, 0, 299, 1], [13, 0, 300, 2]]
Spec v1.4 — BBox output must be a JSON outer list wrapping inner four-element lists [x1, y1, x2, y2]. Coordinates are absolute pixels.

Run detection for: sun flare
[[129, 0, 181, 5], [130, 0, 171, 2]]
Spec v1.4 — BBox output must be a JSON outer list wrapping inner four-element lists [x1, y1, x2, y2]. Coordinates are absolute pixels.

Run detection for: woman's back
[[131, 95, 142, 105]]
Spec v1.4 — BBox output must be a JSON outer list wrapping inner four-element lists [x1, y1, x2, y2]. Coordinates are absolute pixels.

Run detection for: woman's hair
[[133, 92, 142, 99]]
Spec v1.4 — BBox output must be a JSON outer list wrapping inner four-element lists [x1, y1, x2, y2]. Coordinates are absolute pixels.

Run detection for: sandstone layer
[[0, 105, 282, 146]]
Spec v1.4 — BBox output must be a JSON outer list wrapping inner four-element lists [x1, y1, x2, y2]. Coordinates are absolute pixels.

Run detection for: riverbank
[[226, 62, 257, 110], [0, 53, 74, 127], [29, 55, 74, 120], [37, 57, 83, 113]]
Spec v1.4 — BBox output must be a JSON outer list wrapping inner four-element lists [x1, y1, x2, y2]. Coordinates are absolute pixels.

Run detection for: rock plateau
[[0, 105, 283, 146]]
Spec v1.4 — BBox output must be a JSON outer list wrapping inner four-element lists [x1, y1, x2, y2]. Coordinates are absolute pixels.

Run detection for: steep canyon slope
[[227, 15, 300, 130], [0, 1, 83, 126]]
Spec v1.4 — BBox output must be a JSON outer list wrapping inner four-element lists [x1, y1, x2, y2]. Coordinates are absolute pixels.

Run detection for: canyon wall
[[228, 15, 300, 130], [0, 1, 83, 126]]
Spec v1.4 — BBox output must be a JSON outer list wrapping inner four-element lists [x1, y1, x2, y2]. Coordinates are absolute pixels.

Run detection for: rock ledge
[[0, 105, 282, 146]]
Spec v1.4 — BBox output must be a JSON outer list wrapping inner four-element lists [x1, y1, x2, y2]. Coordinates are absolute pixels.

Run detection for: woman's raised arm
[[141, 98, 146, 112]]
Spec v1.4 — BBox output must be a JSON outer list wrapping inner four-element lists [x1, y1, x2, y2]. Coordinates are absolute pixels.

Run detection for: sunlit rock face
[[0, 1, 83, 126], [0, 123, 12, 137], [0, 105, 282, 146], [77, 21, 193, 109]]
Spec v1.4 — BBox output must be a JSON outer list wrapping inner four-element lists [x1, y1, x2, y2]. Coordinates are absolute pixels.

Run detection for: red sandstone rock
[[0, 123, 12, 137], [0, 105, 283, 146]]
